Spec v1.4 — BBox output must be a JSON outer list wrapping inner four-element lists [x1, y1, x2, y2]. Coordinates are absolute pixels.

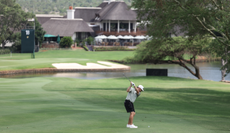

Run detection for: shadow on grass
[[136, 87, 230, 117], [47, 86, 230, 118]]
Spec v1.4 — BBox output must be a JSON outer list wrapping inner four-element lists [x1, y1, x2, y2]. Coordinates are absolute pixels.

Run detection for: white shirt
[[126, 87, 140, 103]]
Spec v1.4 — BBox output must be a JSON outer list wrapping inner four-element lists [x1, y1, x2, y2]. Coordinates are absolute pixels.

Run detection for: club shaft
[[123, 74, 131, 82]]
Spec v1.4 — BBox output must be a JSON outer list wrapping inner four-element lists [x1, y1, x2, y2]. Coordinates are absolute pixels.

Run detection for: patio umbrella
[[121, 35, 134, 46], [134, 35, 146, 39], [146, 35, 152, 40], [117, 35, 125, 39], [107, 35, 118, 40], [122, 35, 132, 39], [128, 35, 134, 39], [97, 39, 102, 43], [57, 35, 61, 43], [95, 35, 107, 39], [95, 35, 107, 42], [95, 35, 107, 46], [128, 35, 134, 46]]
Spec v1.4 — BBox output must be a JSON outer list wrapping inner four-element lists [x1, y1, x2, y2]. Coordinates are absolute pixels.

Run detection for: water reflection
[[1, 61, 229, 81], [129, 62, 230, 81]]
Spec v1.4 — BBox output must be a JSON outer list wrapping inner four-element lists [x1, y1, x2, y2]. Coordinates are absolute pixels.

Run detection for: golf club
[[123, 73, 131, 82]]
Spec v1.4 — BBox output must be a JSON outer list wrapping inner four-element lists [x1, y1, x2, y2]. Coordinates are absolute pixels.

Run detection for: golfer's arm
[[134, 86, 140, 94], [126, 84, 132, 92]]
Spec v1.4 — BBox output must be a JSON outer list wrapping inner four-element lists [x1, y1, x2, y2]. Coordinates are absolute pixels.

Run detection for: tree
[[0, 0, 33, 49], [132, 0, 230, 80], [132, 36, 211, 79], [8, 18, 46, 52], [34, 18, 46, 46], [9, 32, 21, 52]]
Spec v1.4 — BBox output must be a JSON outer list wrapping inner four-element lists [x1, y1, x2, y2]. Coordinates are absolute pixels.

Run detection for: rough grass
[[0, 76, 229, 133], [0, 49, 134, 70]]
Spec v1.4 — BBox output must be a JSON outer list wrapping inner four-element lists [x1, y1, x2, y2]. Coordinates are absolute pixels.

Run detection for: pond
[[1, 61, 229, 81]]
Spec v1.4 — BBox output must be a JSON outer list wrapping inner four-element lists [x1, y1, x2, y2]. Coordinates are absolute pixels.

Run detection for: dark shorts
[[124, 100, 135, 113]]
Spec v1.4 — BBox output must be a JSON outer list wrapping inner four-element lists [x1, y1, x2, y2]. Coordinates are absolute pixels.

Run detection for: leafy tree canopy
[[132, 36, 212, 79], [34, 18, 46, 45], [0, 0, 33, 49], [132, 0, 230, 80]]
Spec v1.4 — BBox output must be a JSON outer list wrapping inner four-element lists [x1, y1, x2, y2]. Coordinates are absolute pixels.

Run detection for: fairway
[[0, 76, 230, 133]]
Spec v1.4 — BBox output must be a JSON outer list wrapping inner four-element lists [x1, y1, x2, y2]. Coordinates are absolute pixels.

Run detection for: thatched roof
[[97, 1, 109, 8], [62, 1, 136, 22], [36, 14, 63, 25], [95, 1, 137, 21], [42, 18, 94, 37], [63, 7, 101, 22]]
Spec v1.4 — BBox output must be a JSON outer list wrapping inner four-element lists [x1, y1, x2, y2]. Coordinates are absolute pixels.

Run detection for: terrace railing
[[95, 30, 147, 36]]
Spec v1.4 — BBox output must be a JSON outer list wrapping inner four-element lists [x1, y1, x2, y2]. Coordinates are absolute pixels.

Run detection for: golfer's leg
[[128, 112, 135, 125]]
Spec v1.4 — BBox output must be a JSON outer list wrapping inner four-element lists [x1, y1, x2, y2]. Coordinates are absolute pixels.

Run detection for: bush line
[[93, 46, 136, 51]]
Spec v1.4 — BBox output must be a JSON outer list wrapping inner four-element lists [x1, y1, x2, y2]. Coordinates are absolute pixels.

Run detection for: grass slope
[[0, 76, 229, 133], [0, 50, 134, 71]]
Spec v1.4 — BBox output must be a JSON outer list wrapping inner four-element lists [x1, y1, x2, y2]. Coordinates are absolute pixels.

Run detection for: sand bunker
[[52, 61, 130, 70]]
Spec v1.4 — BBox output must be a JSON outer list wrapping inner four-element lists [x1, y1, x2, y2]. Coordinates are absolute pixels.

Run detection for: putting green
[[0, 76, 229, 133]]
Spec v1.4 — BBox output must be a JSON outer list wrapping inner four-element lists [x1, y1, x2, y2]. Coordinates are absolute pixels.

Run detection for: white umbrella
[[95, 36, 100, 39], [128, 35, 134, 39], [95, 35, 107, 39], [123, 35, 132, 39], [95, 35, 107, 46], [95, 36, 102, 42], [146, 35, 152, 40], [107, 35, 118, 40], [117, 35, 125, 39], [128, 35, 134, 46], [96, 39, 102, 43], [121, 35, 134, 46], [134, 35, 146, 39]]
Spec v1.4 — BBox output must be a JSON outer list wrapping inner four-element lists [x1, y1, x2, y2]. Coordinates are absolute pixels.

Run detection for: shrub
[[81, 39, 87, 46], [10, 41, 21, 53], [59, 37, 73, 48], [0, 49, 11, 55], [86, 36, 94, 45], [75, 39, 81, 46], [82, 46, 89, 51], [81, 36, 94, 46]]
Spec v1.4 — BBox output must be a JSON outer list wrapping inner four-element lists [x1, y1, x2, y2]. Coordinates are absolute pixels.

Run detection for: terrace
[[95, 30, 146, 36]]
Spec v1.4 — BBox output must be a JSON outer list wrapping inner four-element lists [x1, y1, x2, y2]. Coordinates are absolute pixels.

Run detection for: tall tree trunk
[[221, 58, 227, 81], [221, 48, 228, 81], [2, 41, 5, 49]]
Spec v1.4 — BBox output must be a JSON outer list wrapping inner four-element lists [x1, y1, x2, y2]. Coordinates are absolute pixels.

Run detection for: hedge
[[0, 49, 11, 55]]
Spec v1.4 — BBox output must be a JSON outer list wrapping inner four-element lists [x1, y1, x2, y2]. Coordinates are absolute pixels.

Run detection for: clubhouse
[[36, 0, 147, 46]]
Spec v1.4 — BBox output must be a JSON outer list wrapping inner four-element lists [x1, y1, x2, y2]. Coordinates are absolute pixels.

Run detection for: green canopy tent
[[44, 34, 56, 37], [44, 34, 57, 42], [57, 35, 60, 43]]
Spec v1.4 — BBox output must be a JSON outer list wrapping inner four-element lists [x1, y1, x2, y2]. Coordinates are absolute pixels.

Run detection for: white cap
[[138, 85, 144, 91]]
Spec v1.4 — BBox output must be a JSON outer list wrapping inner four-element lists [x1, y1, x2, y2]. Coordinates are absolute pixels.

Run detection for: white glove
[[131, 82, 135, 86]]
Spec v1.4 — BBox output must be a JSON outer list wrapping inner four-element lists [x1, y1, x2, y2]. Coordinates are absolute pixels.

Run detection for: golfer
[[124, 81, 144, 128]]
